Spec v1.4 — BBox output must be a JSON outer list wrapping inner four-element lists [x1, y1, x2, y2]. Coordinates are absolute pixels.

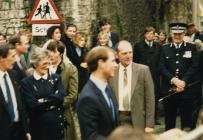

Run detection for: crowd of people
[[0, 17, 203, 140]]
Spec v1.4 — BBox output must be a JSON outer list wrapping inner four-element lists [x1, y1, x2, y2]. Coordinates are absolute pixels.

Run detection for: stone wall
[[0, 0, 194, 45], [0, 0, 30, 35], [162, 0, 193, 32], [55, 0, 98, 45]]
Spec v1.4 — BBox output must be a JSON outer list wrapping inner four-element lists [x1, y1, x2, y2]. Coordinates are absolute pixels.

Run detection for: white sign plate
[[32, 24, 59, 36]]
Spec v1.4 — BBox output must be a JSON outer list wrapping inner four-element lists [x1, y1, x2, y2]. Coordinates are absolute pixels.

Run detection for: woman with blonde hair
[[97, 31, 112, 48], [71, 32, 89, 92]]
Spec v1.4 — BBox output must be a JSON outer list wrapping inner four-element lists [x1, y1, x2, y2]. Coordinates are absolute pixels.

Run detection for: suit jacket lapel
[[113, 68, 119, 101], [144, 41, 156, 53], [0, 72, 19, 118], [108, 86, 118, 125], [131, 63, 138, 96], [0, 88, 7, 111], [144, 41, 149, 48], [90, 81, 115, 123], [97, 93, 113, 121], [8, 72, 21, 108]]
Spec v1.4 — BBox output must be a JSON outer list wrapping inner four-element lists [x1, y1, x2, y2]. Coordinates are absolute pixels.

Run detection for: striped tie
[[123, 68, 129, 110]]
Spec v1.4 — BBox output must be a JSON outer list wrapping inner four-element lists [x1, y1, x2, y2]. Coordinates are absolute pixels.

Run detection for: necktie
[[24, 53, 29, 63], [3, 74, 15, 121], [175, 43, 180, 49], [105, 86, 115, 121], [148, 41, 152, 47], [123, 68, 129, 110]]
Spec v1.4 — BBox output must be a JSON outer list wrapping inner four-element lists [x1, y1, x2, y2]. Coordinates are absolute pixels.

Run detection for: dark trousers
[[191, 93, 202, 129], [119, 111, 132, 125], [164, 98, 193, 131], [11, 122, 26, 140]]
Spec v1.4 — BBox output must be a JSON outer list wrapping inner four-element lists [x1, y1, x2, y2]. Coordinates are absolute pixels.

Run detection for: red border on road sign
[[28, 0, 63, 24]]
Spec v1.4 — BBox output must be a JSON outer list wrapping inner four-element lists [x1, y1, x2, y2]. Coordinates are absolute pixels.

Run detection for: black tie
[[149, 41, 152, 47], [3, 74, 15, 121], [105, 86, 116, 121], [175, 43, 180, 49]]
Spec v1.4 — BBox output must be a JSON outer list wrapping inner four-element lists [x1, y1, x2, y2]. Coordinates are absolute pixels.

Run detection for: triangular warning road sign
[[28, 0, 63, 24]]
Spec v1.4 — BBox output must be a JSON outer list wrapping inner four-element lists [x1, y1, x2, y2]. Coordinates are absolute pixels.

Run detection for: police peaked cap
[[169, 23, 188, 34]]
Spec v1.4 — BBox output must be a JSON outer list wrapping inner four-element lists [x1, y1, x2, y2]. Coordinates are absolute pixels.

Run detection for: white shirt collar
[[90, 74, 107, 92], [174, 42, 183, 48], [33, 71, 48, 80], [49, 65, 58, 74], [0, 70, 7, 79], [145, 39, 153, 46], [16, 56, 20, 62], [108, 32, 111, 37], [119, 63, 132, 71]]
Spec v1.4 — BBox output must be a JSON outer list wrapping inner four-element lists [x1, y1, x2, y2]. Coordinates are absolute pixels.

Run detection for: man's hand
[[171, 77, 185, 87], [175, 80, 185, 93], [176, 86, 185, 93], [171, 77, 185, 93], [176, 80, 185, 88], [80, 62, 88, 68], [145, 127, 154, 133], [26, 133, 31, 140]]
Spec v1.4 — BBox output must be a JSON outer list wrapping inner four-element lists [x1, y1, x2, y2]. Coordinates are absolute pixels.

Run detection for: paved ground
[[154, 103, 181, 134], [155, 116, 181, 133]]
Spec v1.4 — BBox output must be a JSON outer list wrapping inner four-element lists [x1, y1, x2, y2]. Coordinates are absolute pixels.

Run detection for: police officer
[[160, 23, 201, 130]]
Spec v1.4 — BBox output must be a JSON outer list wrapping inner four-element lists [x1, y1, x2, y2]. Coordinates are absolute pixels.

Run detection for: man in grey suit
[[109, 40, 155, 132]]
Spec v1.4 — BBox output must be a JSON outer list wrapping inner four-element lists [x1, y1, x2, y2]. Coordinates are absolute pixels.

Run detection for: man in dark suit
[[200, 51, 203, 104], [0, 42, 31, 140], [160, 23, 201, 130], [77, 47, 118, 140], [9, 33, 30, 82], [133, 26, 161, 124], [60, 24, 77, 60], [200, 51, 203, 80], [109, 40, 155, 132]]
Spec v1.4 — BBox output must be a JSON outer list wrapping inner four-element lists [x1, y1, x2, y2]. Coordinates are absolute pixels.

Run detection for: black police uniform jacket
[[20, 73, 65, 140], [200, 51, 203, 80], [160, 42, 201, 98]]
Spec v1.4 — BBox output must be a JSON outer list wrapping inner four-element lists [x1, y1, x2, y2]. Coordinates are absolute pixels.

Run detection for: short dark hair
[[99, 17, 111, 27], [86, 47, 113, 72], [46, 40, 65, 55], [8, 34, 21, 46], [65, 24, 77, 31], [47, 26, 62, 39], [0, 42, 15, 58], [187, 23, 195, 29], [144, 26, 155, 34]]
